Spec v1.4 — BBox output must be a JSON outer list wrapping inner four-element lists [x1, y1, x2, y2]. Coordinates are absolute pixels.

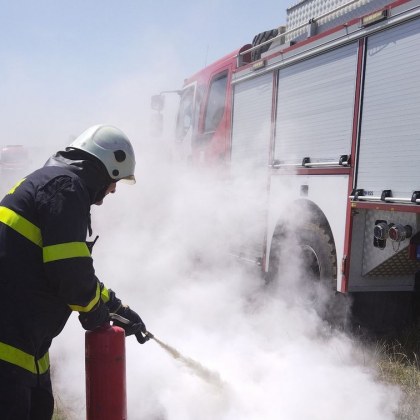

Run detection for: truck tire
[[251, 29, 279, 61], [267, 219, 350, 327]]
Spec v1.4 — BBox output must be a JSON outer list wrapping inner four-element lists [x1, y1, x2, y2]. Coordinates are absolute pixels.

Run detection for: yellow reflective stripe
[[37, 351, 50, 374], [43, 241, 91, 263], [0, 341, 49, 374], [0, 206, 42, 247], [68, 282, 100, 312], [7, 178, 26, 195], [101, 286, 110, 303]]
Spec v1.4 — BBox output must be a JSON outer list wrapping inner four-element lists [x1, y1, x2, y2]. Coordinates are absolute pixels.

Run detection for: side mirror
[[151, 94, 165, 112]]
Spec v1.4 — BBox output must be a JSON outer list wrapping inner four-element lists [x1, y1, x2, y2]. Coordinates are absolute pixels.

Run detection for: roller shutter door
[[231, 72, 273, 174], [357, 19, 420, 197], [275, 42, 358, 164]]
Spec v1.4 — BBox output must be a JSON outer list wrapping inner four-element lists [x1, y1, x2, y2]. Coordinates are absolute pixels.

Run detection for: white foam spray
[[151, 336, 225, 390]]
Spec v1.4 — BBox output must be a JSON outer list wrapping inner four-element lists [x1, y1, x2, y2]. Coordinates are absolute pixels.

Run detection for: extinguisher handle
[[109, 313, 131, 325]]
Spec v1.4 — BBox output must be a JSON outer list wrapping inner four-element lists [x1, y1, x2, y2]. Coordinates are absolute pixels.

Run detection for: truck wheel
[[267, 221, 350, 327], [251, 29, 279, 61]]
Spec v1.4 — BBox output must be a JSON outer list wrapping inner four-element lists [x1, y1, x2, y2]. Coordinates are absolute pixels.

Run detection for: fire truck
[[152, 0, 420, 329], [0, 145, 30, 194], [0, 145, 28, 170]]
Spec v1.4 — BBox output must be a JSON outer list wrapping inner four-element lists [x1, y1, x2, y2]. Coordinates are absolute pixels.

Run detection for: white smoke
[[51, 139, 401, 420]]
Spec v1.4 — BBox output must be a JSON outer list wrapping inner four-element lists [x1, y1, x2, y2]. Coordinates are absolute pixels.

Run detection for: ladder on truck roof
[[242, 0, 389, 58]]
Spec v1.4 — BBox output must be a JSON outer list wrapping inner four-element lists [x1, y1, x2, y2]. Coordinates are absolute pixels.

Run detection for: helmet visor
[[118, 175, 136, 184]]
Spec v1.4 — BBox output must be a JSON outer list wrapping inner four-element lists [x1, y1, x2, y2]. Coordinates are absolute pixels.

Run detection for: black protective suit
[[0, 150, 143, 419]]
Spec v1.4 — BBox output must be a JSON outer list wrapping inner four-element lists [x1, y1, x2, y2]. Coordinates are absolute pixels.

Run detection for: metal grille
[[365, 247, 420, 276]]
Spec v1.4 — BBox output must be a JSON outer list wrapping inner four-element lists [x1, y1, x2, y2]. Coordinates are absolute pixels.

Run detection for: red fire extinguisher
[[85, 323, 127, 420]]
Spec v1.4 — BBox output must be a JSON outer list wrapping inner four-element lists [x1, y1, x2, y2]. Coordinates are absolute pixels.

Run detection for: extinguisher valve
[[110, 313, 154, 342]]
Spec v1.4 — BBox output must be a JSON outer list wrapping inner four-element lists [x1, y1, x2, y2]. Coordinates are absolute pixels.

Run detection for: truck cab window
[[203, 73, 228, 133], [176, 86, 195, 141]]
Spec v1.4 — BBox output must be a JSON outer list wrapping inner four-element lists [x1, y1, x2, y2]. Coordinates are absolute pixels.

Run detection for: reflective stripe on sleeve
[[68, 282, 100, 312], [0, 341, 49, 374], [43, 241, 91, 263], [7, 178, 26, 195], [101, 286, 110, 303], [0, 206, 43, 247]]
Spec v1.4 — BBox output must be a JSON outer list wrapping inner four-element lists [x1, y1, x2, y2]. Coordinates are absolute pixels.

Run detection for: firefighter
[[0, 125, 149, 419]]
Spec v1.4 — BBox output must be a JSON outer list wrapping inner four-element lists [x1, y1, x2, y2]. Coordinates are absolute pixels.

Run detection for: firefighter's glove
[[106, 290, 150, 343], [78, 301, 109, 331], [113, 305, 148, 339]]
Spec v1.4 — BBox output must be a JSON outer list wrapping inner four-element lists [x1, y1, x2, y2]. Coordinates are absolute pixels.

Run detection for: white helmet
[[68, 125, 136, 183]]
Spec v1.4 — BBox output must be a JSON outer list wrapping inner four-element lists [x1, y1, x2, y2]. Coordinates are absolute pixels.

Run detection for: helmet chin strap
[[92, 183, 111, 205]]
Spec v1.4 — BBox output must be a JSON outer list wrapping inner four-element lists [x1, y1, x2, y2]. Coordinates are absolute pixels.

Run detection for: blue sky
[[0, 0, 289, 152]]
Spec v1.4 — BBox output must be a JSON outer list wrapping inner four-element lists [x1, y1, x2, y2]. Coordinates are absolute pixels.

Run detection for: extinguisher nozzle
[[145, 331, 154, 340]]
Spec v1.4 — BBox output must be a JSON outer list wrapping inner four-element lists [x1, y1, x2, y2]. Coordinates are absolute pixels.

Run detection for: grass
[[366, 327, 420, 420], [52, 394, 81, 420], [52, 399, 73, 420]]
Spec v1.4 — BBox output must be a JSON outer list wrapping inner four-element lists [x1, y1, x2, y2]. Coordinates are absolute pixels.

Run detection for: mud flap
[[351, 291, 419, 334]]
